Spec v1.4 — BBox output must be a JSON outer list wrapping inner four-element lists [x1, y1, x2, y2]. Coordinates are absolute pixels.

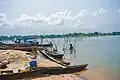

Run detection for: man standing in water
[[69, 44, 73, 54], [68, 44, 74, 61]]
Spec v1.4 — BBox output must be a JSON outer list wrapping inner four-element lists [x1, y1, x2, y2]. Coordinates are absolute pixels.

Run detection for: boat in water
[[0, 38, 53, 50], [44, 49, 64, 59], [40, 50, 69, 66]]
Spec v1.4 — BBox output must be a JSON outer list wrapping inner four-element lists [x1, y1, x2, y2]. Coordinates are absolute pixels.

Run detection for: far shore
[[0, 32, 120, 41]]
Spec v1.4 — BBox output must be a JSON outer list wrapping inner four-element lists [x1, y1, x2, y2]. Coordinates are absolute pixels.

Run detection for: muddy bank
[[80, 68, 120, 80]]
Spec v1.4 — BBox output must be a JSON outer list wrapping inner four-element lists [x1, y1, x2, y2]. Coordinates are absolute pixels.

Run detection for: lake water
[[75, 36, 120, 77], [46, 36, 120, 79]]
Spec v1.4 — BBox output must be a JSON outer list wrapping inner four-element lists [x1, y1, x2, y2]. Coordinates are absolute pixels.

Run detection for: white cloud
[[0, 9, 88, 28], [0, 13, 29, 28], [16, 10, 71, 25], [74, 20, 85, 27], [0, 13, 8, 26], [44, 10, 71, 25], [72, 9, 88, 20], [16, 9, 87, 26], [16, 14, 45, 23], [77, 20, 81, 23], [93, 8, 107, 16], [118, 9, 120, 13]]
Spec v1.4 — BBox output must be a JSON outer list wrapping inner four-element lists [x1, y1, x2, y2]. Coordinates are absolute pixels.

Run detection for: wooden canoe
[[0, 42, 53, 48], [0, 64, 88, 80], [45, 50, 64, 59], [39, 50, 70, 66]]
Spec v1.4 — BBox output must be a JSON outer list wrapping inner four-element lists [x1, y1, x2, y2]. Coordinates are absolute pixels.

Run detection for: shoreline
[[0, 34, 120, 41], [0, 50, 120, 80]]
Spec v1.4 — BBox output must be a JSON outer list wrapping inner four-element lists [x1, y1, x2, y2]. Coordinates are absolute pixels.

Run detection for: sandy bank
[[1, 50, 119, 80], [0, 50, 81, 80], [80, 68, 120, 80]]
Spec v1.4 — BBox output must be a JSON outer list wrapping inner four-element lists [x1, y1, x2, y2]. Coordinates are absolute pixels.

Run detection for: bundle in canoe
[[0, 64, 88, 80]]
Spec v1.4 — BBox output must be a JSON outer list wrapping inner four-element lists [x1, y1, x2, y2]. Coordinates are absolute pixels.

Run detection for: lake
[[46, 36, 120, 79]]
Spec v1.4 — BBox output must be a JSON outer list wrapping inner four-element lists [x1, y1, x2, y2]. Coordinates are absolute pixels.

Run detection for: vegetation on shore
[[0, 32, 120, 40]]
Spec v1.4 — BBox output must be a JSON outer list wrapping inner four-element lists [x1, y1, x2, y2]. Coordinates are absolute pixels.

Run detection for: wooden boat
[[0, 64, 88, 80], [0, 42, 53, 48], [45, 50, 64, 59], [0, 43, 53, 53], [39, 50, 70, 66], [0, 46, 44, 52], [48, 53, 63, 59]]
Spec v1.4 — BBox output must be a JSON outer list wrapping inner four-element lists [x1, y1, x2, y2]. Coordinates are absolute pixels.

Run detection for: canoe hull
[[0, 64, 88, 80], [48, 53, 64, 59], [0, 43, 53, 49]]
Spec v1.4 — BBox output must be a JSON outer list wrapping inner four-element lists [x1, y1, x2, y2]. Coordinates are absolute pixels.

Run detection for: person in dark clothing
[[69, 44, 73, 54], [70, 44, 73, 50]]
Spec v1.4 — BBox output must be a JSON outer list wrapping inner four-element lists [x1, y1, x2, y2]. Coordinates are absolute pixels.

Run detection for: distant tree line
[[0, 32, 120, 41]]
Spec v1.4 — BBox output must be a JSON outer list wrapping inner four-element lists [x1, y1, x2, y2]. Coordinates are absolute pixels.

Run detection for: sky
[[0, 0, 120, 35]]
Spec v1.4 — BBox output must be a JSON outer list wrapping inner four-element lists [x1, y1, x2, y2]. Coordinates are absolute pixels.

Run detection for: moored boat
[[0, 64, 88, 80], [39, 50, 70, 66], [0, 42, 53, 48], [45, 49, 64, 59]]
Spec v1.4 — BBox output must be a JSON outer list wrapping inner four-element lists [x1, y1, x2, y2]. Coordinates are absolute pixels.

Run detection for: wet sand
[[80, 68, 120, 80], [21, 68, 120, 80], [30, 74, 80, 80]]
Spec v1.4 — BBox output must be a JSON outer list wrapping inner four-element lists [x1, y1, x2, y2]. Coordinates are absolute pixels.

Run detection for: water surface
[[50, 36, 120, 78]]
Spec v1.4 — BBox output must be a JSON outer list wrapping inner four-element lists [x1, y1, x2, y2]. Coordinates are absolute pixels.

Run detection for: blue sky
[[0, 0, 120, 35]]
